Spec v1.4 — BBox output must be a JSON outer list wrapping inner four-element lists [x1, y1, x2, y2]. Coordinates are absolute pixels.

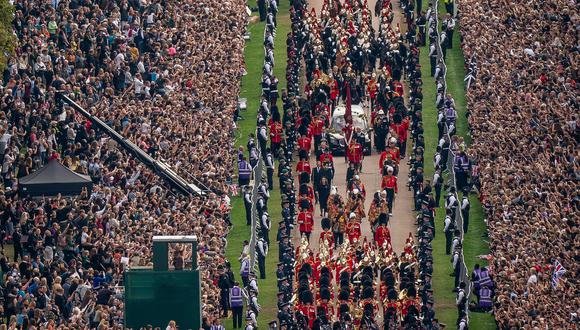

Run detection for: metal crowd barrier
[[431, 0, 472, 323]]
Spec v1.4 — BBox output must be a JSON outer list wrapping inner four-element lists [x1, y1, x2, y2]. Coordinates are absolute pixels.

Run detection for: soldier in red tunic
[[381, 167, 398, 215], [319, 217, 335, 254], [310, 115, 325, 151], [269, 119, 283, 157], [296, 153, 312, 175], [374, 214, 391, 247], [347, 139, 364, 171], [298, 207, 314, 242], [346, 213, 362, 244], [298, 133, 312, 154]]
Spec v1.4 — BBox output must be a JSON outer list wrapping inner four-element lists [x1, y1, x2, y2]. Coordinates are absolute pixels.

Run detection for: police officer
[[218, 265, 232, 317], [258, 120, 268, 160], [451, 245, 462, 289], [433, 169, 443, 208], [429, 42, 437, 77], [257, 236, 268, 279], [443, 208, 454, 255], [244, 186, 253, 226], [445, 186, 458, 220], [461, 189, 471, 233], [456, 282, 467, 316], [260, 211, 271, 244], [265, 149, 275, 190]]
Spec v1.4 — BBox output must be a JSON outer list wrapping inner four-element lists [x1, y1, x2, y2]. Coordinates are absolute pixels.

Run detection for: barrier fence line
[[246, 7, 278, 318], [431, 0, 471, 323]]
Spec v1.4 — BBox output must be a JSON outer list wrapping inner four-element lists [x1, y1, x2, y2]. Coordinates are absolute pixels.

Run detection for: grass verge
[[418, 2, 495, 328], [224, 5, 290, 328]]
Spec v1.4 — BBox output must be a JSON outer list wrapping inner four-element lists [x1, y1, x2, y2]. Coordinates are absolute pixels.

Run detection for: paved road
[[292, 0, 416, 254]]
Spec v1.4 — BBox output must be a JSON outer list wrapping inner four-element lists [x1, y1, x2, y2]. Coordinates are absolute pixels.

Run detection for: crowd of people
[[0, 0, 249, 327], [457, 0, 578, 328], [267, 0, 450, 328]]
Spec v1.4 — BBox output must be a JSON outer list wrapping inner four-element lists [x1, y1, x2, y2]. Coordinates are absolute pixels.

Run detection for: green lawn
[[225, 5, 291, 328], [417, 2, 495, 328]]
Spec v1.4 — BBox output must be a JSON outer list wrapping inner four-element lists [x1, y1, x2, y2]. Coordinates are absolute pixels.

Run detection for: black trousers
[[462, 210, 469, 233], [430, 56, 437, 76], [445, 230, 452, 255], [242, 275, 249, 287], [454, 264, 461, 287], [244, 202, 252, 225], [333, 232, 344, 246], [385, 188, 395, 213], [267, 168, 274, 190], [314, 135, 322, 152], [232, 306, 243, 328], [435, 185, 442, 207], [445, 2, 454, 15], [447, 30, 454, 48], [220, 290, 229, 316], [271, 142, 281, 158], [258, 255, 266, 279], [400, 139, 407, 157], [258, 0, 266, 21], [261, 227, 270, 245]]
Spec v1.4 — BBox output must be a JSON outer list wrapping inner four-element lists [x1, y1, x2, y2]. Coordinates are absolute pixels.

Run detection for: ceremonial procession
[[268, 0, 444, 327], [0, 0, 576, 326]]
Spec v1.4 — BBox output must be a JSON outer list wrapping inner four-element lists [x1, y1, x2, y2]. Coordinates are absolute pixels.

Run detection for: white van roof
[[333, 104, 365, 118]]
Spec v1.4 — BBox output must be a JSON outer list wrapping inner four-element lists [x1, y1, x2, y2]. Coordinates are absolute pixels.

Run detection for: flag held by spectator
[[552, 260, 566, 289]]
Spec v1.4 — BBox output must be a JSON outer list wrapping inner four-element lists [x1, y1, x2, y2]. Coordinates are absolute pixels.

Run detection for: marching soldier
[[298, 206, 314, 242], [381, 167, 398, 216], [269, 118, 284, 158], [347, 139, 364, 171]]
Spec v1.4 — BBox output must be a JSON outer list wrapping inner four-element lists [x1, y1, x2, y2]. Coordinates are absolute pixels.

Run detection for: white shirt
[[134, 77, 144, 94], [527, 274, 537, 286], [456, 289, 465, 305], [115, 53, 125, 69], [461, 198, 470, 210]]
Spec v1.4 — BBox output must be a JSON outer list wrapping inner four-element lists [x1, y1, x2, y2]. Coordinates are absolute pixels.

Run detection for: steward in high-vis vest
[[230, 282, 244, 329]]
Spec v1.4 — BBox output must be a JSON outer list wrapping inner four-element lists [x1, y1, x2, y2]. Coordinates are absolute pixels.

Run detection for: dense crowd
[[457, 0, 578, 328], [0, 0, 247, 327]]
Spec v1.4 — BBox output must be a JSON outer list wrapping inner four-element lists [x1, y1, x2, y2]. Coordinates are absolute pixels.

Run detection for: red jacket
[[381, 175, 398, 192], [296, 160, 312, 174], [298, 211, 314, 233], [310, 117, 325, 136], [319, 152, 334, 164], [390, 122, 408, 143], [269, 121, 283, 143], [393, 80, 404, 96], [320, 230, 334, 248], [374, 225, 391, 247], [347, 142, 363, 164], [298, 136, 312, 152], [347, 222, 361, 243], [380, 147, 400, 166]]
